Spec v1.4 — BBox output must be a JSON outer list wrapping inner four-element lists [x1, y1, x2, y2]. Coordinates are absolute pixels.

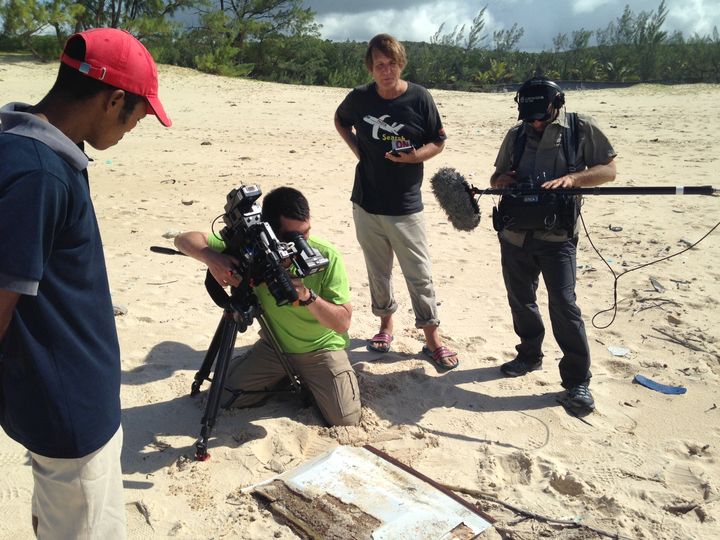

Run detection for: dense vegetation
[[1, 1, 718, 89]]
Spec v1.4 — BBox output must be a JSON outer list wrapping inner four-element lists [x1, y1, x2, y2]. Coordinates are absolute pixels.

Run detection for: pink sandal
[[367, 332, 393, 353], [422, 345, 459, 371]]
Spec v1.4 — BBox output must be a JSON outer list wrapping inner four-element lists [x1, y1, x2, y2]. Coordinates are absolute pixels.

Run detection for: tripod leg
[[190, 314, 228, 396], [257, 312, 302, 394], [195, 314, 238, 461]]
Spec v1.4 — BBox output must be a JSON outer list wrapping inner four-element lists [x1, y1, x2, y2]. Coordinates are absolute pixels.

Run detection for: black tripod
[[190, 272, 302, 461]]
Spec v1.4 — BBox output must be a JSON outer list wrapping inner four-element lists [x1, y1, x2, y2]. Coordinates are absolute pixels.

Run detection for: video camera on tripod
[[193, 184, 330, 460], [216, 185, 329, 307]]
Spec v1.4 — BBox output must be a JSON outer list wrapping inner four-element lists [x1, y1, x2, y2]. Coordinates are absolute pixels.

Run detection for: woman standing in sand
[[334, 33, 458, 370]]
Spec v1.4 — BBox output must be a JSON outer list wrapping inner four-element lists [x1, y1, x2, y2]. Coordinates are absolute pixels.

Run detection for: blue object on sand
[[633, 374, 687, 395]]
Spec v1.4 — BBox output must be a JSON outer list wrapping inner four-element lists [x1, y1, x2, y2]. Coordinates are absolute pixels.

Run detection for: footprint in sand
[[604, 358, 637, 378], [590, 464, 622, 489], [495, 451, 535, 485], [548, 470, 585, 496], [0, 451, 28, 467], [589, 445, 662, 490], [496, 380, 518, 392], [491, 412, 550, 451], [0, 485, 32, 505]]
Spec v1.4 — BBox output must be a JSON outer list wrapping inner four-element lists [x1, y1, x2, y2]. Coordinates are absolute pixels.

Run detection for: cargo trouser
[[221, 338, 361, 426]]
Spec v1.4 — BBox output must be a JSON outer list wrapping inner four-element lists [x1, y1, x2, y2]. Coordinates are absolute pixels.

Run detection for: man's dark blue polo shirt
[[0, 103, 121, 458]]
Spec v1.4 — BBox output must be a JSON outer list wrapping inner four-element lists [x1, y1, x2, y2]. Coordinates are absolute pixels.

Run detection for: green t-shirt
[[208, 233, 350, 353]]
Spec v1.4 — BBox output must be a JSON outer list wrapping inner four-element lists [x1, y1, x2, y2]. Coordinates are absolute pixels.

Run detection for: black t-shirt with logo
[[336, 82, 446, 216]]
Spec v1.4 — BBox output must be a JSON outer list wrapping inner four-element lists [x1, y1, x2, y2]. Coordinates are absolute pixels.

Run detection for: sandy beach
[[1, 57, 719, 539]]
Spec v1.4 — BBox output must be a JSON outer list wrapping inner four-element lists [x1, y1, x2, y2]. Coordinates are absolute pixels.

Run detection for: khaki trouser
[[353, 205, 440, 328], [222, 338, 361, 427], [31, 426, 126, 540]]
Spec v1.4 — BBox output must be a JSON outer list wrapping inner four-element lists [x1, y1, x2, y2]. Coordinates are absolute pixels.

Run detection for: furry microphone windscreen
[[430, 167, 481, 231]]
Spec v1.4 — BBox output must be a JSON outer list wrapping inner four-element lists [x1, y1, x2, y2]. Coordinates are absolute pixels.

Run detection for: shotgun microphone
[[430, 167, 481, 231]]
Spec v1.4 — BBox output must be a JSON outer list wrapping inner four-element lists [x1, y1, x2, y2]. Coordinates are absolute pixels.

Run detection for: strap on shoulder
[[511, 124, 526, 171], [563, 112, 579, 173]]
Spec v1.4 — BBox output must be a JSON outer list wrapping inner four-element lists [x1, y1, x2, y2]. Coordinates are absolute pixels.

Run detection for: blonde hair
[[364, 33, 407, 71]]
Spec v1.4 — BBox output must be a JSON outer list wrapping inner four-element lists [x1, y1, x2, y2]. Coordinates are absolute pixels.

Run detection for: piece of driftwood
[[132, 501, 153, 529], [441, 483, 632, 540], [651, 326, 705, 352], [632, 300, 677, 315], [252, 480, 381, 540]]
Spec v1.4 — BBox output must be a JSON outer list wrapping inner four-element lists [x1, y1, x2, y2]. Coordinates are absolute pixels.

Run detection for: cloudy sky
[[302, 1, 720, 51]]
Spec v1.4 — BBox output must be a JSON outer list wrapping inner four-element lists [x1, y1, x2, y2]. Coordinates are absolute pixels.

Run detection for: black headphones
[[515, 77, 565, 109]]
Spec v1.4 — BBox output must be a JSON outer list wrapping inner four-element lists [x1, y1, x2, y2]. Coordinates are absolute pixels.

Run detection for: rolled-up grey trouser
[[221, 338, 361, 427], [353, 204, 439, 328]]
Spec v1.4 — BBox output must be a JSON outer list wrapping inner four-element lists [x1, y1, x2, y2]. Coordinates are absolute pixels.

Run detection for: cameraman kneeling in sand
[[174, 187, 361, 426]]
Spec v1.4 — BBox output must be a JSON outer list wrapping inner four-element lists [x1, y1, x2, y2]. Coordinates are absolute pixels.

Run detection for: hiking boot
[[500, 357, 542, 377], [565, 384, 595, 411]]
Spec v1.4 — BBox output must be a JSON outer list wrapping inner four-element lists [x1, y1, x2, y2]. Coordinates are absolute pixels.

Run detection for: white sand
[[1, 59, 719, 539]]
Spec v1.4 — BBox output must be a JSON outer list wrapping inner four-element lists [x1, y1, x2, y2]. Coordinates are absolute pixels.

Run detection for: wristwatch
[[299, 288, 317, 306]]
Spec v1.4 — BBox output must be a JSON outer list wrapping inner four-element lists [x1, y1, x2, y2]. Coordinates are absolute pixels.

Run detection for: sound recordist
[[490, 76, 617, 412]]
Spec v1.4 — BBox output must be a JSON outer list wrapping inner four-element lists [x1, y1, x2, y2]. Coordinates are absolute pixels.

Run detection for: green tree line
[[1, 0, 719, 89]]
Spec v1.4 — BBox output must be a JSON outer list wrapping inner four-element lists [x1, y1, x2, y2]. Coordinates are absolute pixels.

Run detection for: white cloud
[[312, 0, 720, 49], [571, 0, 617, 15], [317, 2, 504, 44], [666, 0, 720, 37]]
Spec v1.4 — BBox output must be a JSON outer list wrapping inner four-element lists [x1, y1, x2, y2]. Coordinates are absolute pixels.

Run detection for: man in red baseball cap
[[0, 27, 171, 538], [60, 27, 171, 128]]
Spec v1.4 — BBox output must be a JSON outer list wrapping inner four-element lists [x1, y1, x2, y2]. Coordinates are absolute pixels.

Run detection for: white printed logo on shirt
[[363, 114, 405, 139]]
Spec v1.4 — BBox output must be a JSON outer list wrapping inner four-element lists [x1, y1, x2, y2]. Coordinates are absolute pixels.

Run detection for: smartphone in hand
[[390, 142, 413, 156]]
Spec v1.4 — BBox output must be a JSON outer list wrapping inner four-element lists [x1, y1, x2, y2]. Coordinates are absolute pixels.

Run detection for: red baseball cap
[[60, 28, 171, 127]]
